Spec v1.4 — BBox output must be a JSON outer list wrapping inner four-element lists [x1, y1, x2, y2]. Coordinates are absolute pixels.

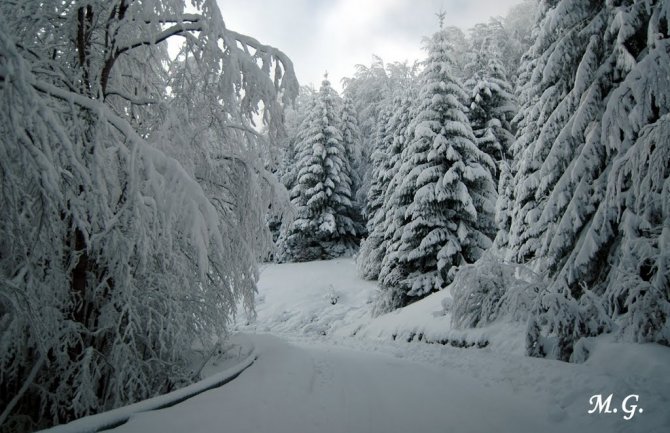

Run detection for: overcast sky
[[216, 0, 524, 93]]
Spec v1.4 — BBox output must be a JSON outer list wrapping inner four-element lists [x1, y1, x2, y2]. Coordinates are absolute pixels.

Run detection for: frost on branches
[[278, 75, 358, 262], [0, 0, 297, 430]]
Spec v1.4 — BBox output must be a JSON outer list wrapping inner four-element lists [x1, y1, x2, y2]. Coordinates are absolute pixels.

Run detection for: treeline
[[277, 0, 669, 362]]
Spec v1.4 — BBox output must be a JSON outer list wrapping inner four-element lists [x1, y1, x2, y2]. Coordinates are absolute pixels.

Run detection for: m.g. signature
[[588, 394, 643, 420]]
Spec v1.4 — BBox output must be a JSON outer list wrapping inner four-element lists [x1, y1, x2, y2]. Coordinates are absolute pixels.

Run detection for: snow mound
[[238, 259, 377, 336], [337, 290, 526, 354], [242, 258, 526, 354]]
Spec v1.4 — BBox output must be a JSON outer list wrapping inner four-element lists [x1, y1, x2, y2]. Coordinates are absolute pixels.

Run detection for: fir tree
[[375, 95, 417, 312], [467, 34, 517, 184], [358, 93, 416, 281], [376, 24, 496, 312], [340, 95, 366, 238], [493, 160, 515, 251], [280, 87, 317, 197], [342, 58, 419, 217], [279, 74, 357, 261], [357, 106, 393, 279], [509, 0, 670, 360], [464, 30, 518, 252]]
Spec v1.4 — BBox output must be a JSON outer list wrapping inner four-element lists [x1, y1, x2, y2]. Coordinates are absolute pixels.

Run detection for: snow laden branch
[[102, 19, 204, 94], [498, 0, 670, 361], [0, 0, 297, 430], [225, 28, 299, 106], [1, 27, 232, 428]]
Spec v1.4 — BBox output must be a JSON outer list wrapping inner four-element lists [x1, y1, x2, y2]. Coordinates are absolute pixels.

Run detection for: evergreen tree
[[376, 23, 496, 312], [357, 106, 393, 279], [279, 74, 357, 261], [493, 160, 515, 251], [502, 0, 539, 83], [442, 25, 469, 80], [509, 0, 670, 360], [358, 92, 416, 281], [499, 13, 543, 257], [465, 29, 518, 252], [340, 95, 366, 237], [375, 95, 417, 312], [506, 0, 592, 265], [279, 86, 317, 196], [467, 34, 517, 184], [342, 59, 419, 217]]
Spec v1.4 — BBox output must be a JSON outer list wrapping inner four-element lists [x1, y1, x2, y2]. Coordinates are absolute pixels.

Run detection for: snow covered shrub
[[450, 253, 540, 329], [526, 286, 612, 362]]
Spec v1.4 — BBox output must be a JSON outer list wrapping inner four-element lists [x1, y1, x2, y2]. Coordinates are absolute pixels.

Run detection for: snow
[[240, 259, 378, 336], [241, 258, 524, 352], [39, 335, 257, 433], [103, 334, 562, 433], [237, 259, 670, 433], [43, 259, 670, 433]]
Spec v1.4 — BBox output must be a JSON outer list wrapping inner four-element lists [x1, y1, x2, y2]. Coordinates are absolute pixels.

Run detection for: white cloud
[[216, 0, 524, 92]]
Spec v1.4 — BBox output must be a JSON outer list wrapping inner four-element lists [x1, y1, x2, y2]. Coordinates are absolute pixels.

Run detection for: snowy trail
[[107, 334, 559, 433], [96, 258, 669, 433]]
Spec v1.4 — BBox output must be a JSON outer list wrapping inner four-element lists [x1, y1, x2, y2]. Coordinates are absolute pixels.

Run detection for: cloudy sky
[[216, 0, 524, 92]]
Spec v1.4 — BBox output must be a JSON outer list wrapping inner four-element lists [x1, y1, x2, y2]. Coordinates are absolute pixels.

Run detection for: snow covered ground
[[241, 258, 548, 353], [235, 258, 670, 433], [106, 333, 563, 433], [40, 336, 257, 433], [99, 331, 667, 433], [44, 258, 670, 433]]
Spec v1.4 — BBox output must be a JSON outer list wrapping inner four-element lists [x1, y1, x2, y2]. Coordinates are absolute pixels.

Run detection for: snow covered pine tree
[[506, 0, 670, 361], [464, 24, 518, 252], [359, 93, 415, 286], [466, 28, 517, 186], [339, 95, 366, 238], [279, 74, 358, 261], [376, 19, 497, 313], [358, 106, 393, 279]]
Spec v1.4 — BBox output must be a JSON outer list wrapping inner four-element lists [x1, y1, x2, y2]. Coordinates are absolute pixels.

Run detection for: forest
[[1, 0, 668, 432]]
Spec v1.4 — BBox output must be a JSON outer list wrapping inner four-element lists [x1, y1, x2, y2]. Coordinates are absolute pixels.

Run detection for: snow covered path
[[107, 333, 559, 433], [95, 259, 668, 433]]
